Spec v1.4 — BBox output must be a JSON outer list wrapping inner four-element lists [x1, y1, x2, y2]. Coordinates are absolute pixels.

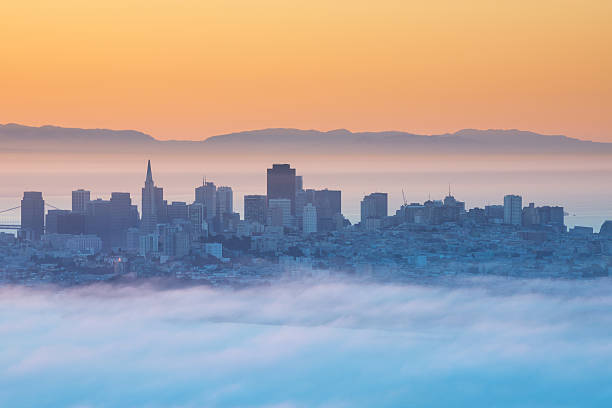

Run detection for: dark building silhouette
[[21, 191, 44, 240], [46, 210, 86, 235], [110, 192, 134, 249], [71, 189, 90, 213], [195, 180, 217, 224], [214, 186, 233, 232], [86, 199, 112, 250], [267, 164, 296, 215], [141, 160, 165, 233], [244, 195, 267, 225], [168, 201, 189, 222], [485, 205, 504, 222], [361, 193, 387, 222], [314, 189, 341, 231]]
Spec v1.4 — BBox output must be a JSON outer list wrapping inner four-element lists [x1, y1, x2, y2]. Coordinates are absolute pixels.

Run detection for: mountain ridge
[[1, 123, 610, 154]]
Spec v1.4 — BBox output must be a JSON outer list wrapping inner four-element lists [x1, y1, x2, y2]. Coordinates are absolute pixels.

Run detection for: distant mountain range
[[1, 123, 611, 155]]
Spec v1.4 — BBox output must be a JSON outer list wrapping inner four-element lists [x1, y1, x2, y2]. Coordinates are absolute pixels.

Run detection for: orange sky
[[1, 0, 611, 141]]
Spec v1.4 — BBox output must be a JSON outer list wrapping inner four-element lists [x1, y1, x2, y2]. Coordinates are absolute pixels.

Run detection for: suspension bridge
[[0, 202, 67, 231]]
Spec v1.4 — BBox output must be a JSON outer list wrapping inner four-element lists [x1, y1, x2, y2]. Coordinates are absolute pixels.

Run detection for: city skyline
[[2, 2, 612, 407], [3, 159, 574, 232]]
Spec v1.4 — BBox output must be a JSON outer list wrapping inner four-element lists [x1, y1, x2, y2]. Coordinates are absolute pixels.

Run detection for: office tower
[[86, 198, 112, 250], [21, 191, 44, 240], [267, 164, 296, 215], [167, 201, 189, 221], [485, 205, 504, 222], [72, 189, 90, 213], [156, 224, 189, 258], [244, 195, 267, 225], [314, 189, 341, 231], [188, 202, 207, 231], [46, 210, 86, 235], [195, 180, 217, 222], [360, 193, 388, 223], [537, 206, 565, 227], [522, 203, 539, 227], [110, 192, 133, 249], [216, 186, 233, 217], [223, 212, 241, 233], [303, 203, 317, 234], [295, 175, 303, 191], [141, 160, 165, 233], [45, 210, 70, 234], [504, 195, 522, 226], [268, 198, 292, 228]]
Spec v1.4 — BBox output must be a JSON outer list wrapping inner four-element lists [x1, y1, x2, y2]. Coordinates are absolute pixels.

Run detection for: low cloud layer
[[1, 277, 612, 407]]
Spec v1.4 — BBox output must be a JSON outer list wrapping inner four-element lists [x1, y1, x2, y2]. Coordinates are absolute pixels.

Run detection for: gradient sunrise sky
[[1, 0, 611, 141]]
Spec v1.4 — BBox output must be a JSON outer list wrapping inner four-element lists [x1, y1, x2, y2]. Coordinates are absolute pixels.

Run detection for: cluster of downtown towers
[[19, 162, 361, 251], [19, 161, 564, 253]]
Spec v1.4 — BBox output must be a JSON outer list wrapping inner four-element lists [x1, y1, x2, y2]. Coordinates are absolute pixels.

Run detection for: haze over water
[[1, 152, 611, 231]]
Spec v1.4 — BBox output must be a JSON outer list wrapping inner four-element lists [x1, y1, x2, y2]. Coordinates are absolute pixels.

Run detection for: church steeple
[[146, 160, 153, 183]]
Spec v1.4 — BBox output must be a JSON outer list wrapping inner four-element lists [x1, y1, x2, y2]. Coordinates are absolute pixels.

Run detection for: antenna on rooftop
[[402, 189, 407, 206]]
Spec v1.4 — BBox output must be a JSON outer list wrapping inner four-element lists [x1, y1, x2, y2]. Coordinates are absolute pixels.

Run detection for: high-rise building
[[195, 180, 217, 222], [86, 198, 112, 250], [21, 191, 44, 240], [537, 206, 565, 227], [216, 186, 233, 217], [522, 203, 539, 227], [302, 203, 317, 234], [295, 175, 303, 191], [504, 194, 522, 226], [110, 192, 133, 249], [485, 205, 504, 222], [45, 210, 70, 234], [244, 195, 267, 225], [167, 201, 189, 221], [267, 164, 296, 215], [46, 210, 86, 235], [72, 189, 90, 213], [188, 202, 207, 234], [268, 198, 292, 228], [314, 189, 341, 231], [360, 193, 388, 224], [141, 160, 165, 233]]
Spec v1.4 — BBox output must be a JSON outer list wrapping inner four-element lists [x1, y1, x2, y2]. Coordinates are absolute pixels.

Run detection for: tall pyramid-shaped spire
[[146, 159, 153, 183]]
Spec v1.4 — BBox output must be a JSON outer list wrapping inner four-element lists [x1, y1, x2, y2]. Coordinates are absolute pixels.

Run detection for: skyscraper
[[244, 195, 267, 225], [504, 194, 522, 226], [21, 191, 44, 240], [314, 189, 341, 231], [72, 189, 90, 213], [267, 164, 296, 215], [85, 198, 112, 250], [216, 186, 233, 217], [110, 192, 133, 249], [141, 160, 164, 233], [302, 203, 317, 234], [168, 201, 189, 222], [268, 198, 292, 228], [360, 193, 388, 222], [195, 180, 217, 222]]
